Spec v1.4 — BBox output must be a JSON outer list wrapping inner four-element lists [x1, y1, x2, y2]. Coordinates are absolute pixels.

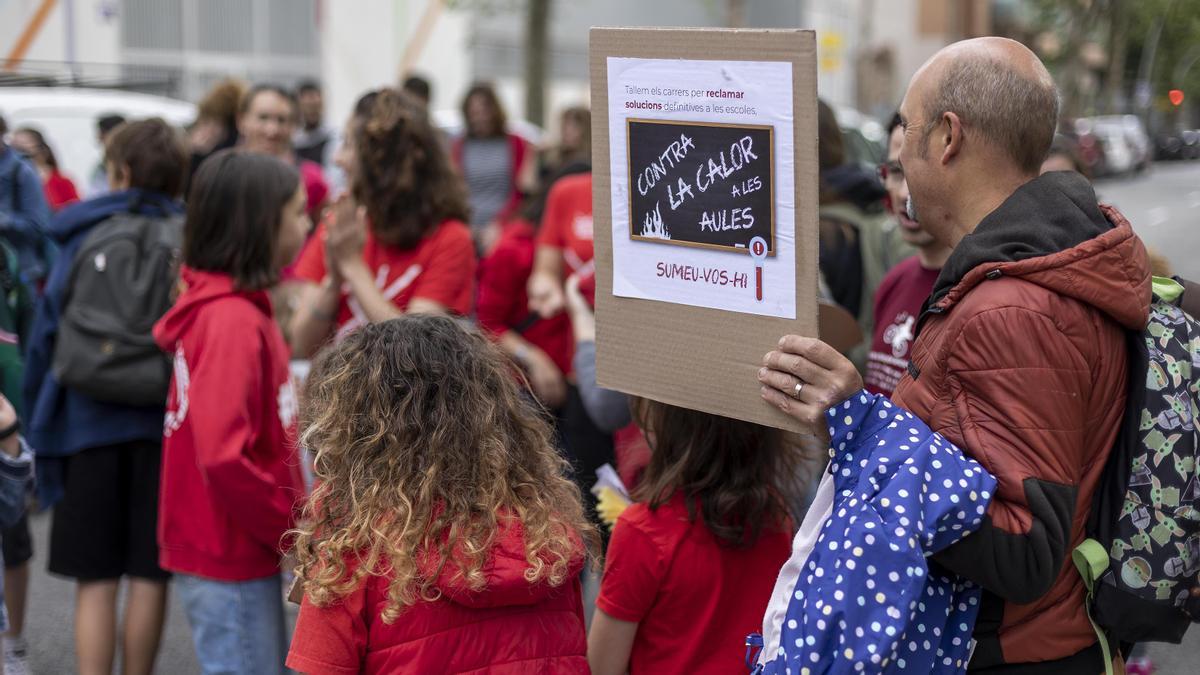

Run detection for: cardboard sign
[[592, 28, 819, 432], [627, 119, 775, 254]]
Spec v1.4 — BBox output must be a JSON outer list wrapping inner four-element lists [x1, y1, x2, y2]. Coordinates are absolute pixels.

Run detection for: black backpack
[[51, 209, 183, 407], [1074, 276, 1200, 672]]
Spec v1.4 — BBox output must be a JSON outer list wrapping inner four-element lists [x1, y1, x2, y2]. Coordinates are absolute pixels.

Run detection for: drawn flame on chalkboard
[[641, 202, 671, 240]]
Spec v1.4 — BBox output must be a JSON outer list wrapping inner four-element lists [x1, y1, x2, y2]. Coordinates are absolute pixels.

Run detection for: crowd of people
[[0, 33, 1192, 675]]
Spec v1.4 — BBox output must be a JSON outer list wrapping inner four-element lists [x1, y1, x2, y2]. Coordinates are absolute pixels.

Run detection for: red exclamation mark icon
[[749, 236, 767, 303]]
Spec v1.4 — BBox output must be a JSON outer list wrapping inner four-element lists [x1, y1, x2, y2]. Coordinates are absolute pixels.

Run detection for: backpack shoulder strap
[[7, 161, 19, 211], [1072, 540, 1115, 675]]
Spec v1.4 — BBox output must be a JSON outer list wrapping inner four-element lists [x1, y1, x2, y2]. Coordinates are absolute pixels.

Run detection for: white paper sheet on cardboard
[[607, 57, 797, 319]]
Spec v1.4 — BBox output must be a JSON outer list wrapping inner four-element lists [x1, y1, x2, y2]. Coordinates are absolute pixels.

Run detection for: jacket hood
[[49, 189, 182, 243], [431, 517, 585, 610], [153, 267, 272, 350], [928, 171, 1150, 330]]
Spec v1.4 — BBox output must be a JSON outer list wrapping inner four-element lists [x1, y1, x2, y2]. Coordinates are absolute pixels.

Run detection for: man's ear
[[107, 161, 131, 191], [940, 111, 964, 165]]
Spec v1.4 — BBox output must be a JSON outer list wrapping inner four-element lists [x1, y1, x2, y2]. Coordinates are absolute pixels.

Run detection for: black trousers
[[554, 384, 614, 537]]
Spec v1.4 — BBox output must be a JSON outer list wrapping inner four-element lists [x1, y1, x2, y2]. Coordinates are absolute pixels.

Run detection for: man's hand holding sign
[[757, 336, 862, 436]]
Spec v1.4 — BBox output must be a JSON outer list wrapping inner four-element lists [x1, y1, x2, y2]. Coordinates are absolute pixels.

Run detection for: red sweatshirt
[[153, 267, 305, 581], [476, 220, 573, 375]]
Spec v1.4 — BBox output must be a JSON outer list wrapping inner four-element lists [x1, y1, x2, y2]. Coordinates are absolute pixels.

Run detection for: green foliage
[[1022, 0, 1200, 116], [1125, 0, 1200, 94]]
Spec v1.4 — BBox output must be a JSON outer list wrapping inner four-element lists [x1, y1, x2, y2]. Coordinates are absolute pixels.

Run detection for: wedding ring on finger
[[792, 381, 805, 400]]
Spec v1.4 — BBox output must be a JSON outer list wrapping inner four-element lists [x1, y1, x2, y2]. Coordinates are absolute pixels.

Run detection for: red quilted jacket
[[287, 519, 589, 674], [893, 172, 1151, 673]]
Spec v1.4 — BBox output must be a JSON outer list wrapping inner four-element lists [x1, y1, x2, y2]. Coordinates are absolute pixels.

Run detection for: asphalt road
[[16, 160, 1200, 674], [1094, 160, 1200, 282]]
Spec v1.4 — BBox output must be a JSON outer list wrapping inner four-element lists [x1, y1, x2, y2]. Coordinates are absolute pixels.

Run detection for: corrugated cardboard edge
[[591, 27, 819, 433]]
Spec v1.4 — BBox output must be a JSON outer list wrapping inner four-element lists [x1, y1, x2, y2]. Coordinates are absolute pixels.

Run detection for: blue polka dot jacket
[[754, 390, 997, 674]]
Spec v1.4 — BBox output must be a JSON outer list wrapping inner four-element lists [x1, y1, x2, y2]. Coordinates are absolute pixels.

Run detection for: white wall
[[321, 0, 472, 131], [804, 0, 859, 109], [0, 0, 121, 74]]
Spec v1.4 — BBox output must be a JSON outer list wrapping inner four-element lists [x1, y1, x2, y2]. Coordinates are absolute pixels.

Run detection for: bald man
[[759, 38, 1150, 671]]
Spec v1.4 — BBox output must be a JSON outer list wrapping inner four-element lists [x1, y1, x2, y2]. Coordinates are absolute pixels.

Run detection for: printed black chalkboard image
[[626, 118, 774, 255]]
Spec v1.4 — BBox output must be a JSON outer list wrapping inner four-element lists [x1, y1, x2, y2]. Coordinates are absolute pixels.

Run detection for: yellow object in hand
[[595, 487, 631, 529]]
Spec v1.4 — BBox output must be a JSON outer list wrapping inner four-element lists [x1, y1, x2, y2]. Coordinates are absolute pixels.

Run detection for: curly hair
[[292, 315, 596, 623], [351, 88, 468, 249], [630, 398, 810, 549], [197, 78, 248, 127]]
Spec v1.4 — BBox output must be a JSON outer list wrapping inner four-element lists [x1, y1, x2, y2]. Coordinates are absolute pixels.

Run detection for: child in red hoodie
[[153, 150, 310, 675], [286, 315, 596, 674]]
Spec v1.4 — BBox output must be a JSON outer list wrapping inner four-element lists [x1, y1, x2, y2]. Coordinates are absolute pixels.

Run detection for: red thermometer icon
[[749, 236, 767, 302]]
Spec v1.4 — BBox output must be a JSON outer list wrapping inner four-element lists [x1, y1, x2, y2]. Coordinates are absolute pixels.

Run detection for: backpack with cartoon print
[[1074, 276, 1200, 661]]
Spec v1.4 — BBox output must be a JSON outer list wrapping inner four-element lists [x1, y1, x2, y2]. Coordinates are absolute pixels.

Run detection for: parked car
[[1155, 132, 1187, 161], [1092, 114, 1152, 172], [1183, 130, 1200, 160], [0, 87, 195, 191], [1074, 117, 1137, 176]]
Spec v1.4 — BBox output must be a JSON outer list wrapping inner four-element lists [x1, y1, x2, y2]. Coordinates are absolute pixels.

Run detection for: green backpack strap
[[1152, 276, 1184, 304], [1072, 538, 1114, 675]]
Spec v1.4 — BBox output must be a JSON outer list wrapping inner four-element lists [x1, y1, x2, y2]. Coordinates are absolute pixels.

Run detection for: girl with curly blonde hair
[[286, 315, 596, 674]]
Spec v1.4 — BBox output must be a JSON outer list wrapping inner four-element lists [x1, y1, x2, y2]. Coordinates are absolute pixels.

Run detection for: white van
[[0, 87, 195, 194]]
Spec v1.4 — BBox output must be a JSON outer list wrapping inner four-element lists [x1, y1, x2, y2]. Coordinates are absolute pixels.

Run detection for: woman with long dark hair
[[587, 399, 809, 675], [11, 127, 79, 211], [452, 82, 537, 251]]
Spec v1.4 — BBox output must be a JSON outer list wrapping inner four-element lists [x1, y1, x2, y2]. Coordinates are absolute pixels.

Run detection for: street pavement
[[17, 161, 1200, 674], [1095, 160, 1200, 282]]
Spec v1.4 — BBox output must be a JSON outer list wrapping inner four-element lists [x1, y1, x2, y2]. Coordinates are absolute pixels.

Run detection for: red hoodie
[[287, 519, 589, 674], [153, 267, 305, 581]]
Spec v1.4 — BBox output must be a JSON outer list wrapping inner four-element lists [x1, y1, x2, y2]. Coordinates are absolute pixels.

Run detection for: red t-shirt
[[292, 219, 477, 342], [536, 173, 594, 277], [597, 492, 792, 675], [44, 171, 80, 211], [864, 255, 940, 397], [476, 220, 573, 375]]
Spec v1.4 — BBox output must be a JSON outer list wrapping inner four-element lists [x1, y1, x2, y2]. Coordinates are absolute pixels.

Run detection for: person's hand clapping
[[187, 118, 225, 155], [326, 194, 367, 277], [563, 272, 595, 343], [523, 348, 568, 409], [757, 336, 864, 433], [527, 272, 565, 319]]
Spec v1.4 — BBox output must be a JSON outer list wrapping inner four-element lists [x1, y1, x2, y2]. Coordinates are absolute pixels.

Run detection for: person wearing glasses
[[862, 113, 954, 397], [816, 100, 912, 371]]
